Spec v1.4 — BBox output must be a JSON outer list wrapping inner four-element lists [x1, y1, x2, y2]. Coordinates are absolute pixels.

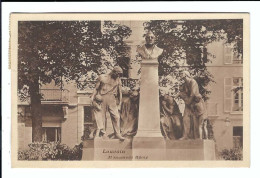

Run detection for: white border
[[2, 1, 259, 178]]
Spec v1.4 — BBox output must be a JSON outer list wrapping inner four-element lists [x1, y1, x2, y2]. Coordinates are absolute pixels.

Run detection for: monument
[[82, 31, 216, 161], [135, 31, 163, 137], [132, 31, 165, 160]]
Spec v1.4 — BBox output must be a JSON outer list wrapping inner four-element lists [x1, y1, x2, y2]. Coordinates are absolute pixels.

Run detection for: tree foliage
[[144, 19, 243, 100], [18, 21, 131, 95], [18, 21, 131, 141], [219, 147, 243, 160]]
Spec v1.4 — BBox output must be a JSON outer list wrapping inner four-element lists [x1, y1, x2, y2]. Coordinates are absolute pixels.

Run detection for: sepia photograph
[[10, 13, 249, 167]]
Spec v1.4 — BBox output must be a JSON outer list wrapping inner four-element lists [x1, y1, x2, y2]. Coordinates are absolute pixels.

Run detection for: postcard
[[10, 13, 249, 167]]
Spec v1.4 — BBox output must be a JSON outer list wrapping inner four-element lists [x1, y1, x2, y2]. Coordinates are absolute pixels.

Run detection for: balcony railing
[[40, 89, 69, 102], [233, 59, 243, 64], [77, 81, 97, 90], [121, 78, 139, 89], [79, 78, 140, 90]]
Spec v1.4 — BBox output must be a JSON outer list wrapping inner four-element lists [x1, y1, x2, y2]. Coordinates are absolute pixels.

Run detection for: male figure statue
[[192, 94, 209, 139], [91, 66, 125, 140], [177, 70, 206, 140]]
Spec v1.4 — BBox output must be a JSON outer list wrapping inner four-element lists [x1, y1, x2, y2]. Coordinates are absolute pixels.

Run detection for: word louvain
[[102, 149, 126, 154]]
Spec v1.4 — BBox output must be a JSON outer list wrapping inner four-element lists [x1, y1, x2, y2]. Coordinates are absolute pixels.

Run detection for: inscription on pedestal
[[82, 139, 216, 161], [94, 138, 133, 160]]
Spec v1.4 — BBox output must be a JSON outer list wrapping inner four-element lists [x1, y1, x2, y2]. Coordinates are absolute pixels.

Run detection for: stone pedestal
[[132, 60, 166, 160], [82, 138, 133, 161], [82, 139, 216, 161], [134, 60, 162, 137], [165, 139, 216, 160], [132, 137, 166, 160], [82, 140, 94, 160]]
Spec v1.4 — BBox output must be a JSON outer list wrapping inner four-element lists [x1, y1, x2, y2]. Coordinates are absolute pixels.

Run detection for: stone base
[[132, 137, 166, 160], [82, 140, 94, 160], [82, 139, 215, 161], [165, 139, 216, 160], [82, 138, 132, 161]]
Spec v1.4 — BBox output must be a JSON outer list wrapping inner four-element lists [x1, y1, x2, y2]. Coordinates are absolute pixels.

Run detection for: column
[[132, 59, 166, 161], [135, 59, 163, 137]]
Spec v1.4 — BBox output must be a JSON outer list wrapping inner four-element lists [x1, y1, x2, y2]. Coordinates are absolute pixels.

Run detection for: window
[[83, 106, 95, 139], [233, 126, 243, 148], [224, 43, 243, 64], [42, 127, 61, 142], [232, 78, 243, 112], [224, 77, 243, 113], [84, 106, 93, 124]]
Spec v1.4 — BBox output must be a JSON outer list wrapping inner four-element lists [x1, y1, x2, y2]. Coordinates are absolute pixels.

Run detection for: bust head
[[145, 31, 156, 47]]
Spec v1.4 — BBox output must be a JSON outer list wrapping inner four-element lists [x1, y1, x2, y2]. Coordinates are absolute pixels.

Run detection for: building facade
[[206, 41, 243, 151]]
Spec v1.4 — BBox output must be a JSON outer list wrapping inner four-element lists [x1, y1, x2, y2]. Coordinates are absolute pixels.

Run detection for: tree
[[18, 21, 131, 142], [144, 19, 243, 100]]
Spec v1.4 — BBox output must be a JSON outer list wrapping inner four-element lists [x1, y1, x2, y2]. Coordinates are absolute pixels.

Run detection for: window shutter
[[224, 44, 233, 64], [224, 78, 232, 112]]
